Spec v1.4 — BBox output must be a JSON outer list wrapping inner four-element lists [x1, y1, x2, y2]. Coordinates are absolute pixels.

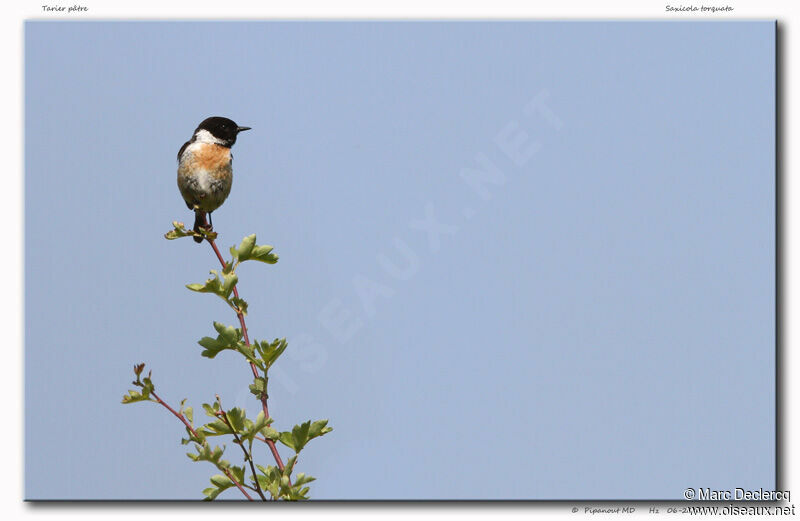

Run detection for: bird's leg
[[207, 212, 214, 231], [195, 207, 212, 232]]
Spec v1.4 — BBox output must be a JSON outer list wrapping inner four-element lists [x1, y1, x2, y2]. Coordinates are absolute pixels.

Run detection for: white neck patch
[[193, 129, 225, 145]]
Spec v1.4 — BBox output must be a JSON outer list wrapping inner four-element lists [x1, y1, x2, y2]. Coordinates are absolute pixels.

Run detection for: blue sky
[[25, 21, 775, 499]]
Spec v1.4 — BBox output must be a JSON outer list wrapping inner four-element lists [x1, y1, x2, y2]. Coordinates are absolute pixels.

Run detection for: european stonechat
[[177, 116, 251, 243]]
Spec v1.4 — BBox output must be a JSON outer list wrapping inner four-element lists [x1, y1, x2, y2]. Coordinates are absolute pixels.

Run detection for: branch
[[222, 468, 253, 500], [150, 390, 253, 501], [199, 215, 288, 479], [217, 401, 268, 501]]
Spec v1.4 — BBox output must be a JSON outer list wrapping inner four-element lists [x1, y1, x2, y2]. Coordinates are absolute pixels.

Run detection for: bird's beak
[[237, 126, 252, 132]]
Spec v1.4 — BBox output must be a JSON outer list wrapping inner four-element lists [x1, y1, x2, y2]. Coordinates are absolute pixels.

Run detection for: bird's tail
[[192, 210, 206, 243]]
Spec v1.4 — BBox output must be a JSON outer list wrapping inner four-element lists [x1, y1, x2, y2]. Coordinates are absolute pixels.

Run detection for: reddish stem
[[150, 390, 253, 501], [202, 221, 287, 475], [216, 405, 268, 501]]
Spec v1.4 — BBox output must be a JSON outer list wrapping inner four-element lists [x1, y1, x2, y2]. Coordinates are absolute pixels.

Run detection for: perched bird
[[177, 116, 251, 243]]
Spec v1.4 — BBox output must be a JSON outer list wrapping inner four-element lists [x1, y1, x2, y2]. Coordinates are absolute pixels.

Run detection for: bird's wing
[[177, 139, 191, 161]]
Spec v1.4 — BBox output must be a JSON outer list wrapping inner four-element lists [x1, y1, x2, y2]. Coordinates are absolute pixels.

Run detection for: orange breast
[[190, 144, 231, 174]]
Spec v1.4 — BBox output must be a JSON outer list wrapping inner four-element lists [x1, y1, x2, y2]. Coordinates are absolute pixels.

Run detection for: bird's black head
[[194, 116, 251, 147]]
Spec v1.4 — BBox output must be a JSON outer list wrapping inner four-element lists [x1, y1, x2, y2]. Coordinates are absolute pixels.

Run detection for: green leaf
[[256, 464, 282, 499], [197, 323, 243, 359], [241, 411, 270, 442], [292, 423, 310, 453], [214, 321, 240, 343], [284, 454, 297, 477], [164, 221, 217, 242], [287, 486, 311, 500], [121, 389, 152, 404], [226, 408, 246, 432], [231, 465, 246, 487], [199, 418, 233, 436], [237, 234, 256, 260], [184, 426, 205, 445], [293, 473, 316, 487], [256, 338, 288, 369], [235, 343, 261, 367], [210, 473, 232, 488], [259, 427, 281, 441], [187, 440, 228, 471], [230, 296, 249, 315], [285, 471, 316, 500], [221, 259, 235, 275], [233, 234, 279, 264], [308, 419, 333, 440], [202, 402, 221, 417], [186, 271, 240, 306], [185, 406, 193, 424], [221, 272, 238, 298], [164, 221, 194, 240], [278, 431, 294, 451], [278, 420, 332, 453], [260, 426, 280, 441], [186, 271, 225, 298], [197, 337, 230, 359], [249, 376, 267, 393], [202, 473, 234, 500], [250, 244, 279, 264]]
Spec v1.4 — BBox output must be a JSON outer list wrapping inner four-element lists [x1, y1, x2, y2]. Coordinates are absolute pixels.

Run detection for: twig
[[222, 468, 252, 500], [150, 390, 253, 501], [216, 399, 268, 501]]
